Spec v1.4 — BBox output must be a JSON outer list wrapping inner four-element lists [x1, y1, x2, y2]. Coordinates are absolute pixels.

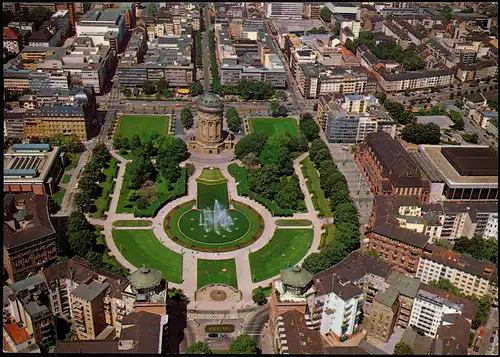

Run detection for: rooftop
[[128, 266, 162, 290], [418, 284, 477, 321], [419, 145, 498, 188], [374, 286, 399, 307], [10, 273, 45, 294], [441, 146, 498, 177], [72, 280, 110, 301], [278, 310, 326, 354], [4, 322, 32, 345], [4, 145, 61, 185], [280, 266, 313, 288], [313, 272, 363, 300], [386, 271, 420, 298]]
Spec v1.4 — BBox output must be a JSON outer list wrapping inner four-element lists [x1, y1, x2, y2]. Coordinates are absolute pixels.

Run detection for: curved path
[[89, 150, 324, 310]]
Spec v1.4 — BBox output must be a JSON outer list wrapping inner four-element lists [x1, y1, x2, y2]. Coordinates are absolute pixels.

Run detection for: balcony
[[279, 333, 287, 339], [278, 327, 285, 333], [277, 321, 284, 326]]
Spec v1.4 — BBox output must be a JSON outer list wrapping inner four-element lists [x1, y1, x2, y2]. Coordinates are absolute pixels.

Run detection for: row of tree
[[186, 334, 257, 354], [208, 29, 221, 92], [235, 131, 309, 211], [195, 31, 203, 68], [27, 133, 84, 153], [73, 143, 111, 210], [66, 212, 128, 276], [299, 112, 320, 142], [226, 107, 243, 133], [218, 79, 276, 101], [302, 139, 360, 274], [453, 236, 498, 264]]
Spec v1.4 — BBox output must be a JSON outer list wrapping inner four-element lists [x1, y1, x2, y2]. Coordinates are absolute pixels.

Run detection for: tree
[[473, 295, 491, 330], [68, 211, 89, 234], [129, 134, 142, 152], [156, 136, 188, 164], [344, 38, 355, 52], [226, 107, 242, 133], [321, 239, 349, 267], [334, 202, 359, 226], [127, 156, 157, 189], [429, 278, 461, 295], [234, 133, 269, 160], [461, 133, 479, 144], [288, 135, 309, 153], [48, 196, 60, 214], [92, 143, 110, 167], [135, 197, 149, 209], [269, 101, 279, 116], [259, 145, 292, 176], [248, 165, 281, 200], [302, 252, 333, 274], [394, 341, 413, 355], [85, 251, 103, 269], [48, 133, 84, 153], [73, 190, 94, 210], [299, 113, 320, 142], [68, 230, 95, 256], [242, 153, 260, 170], [229, 334, 258, 354], [190, 81, 204, 96], [275, 176, 304, 210], [253, 291, 268, 306], [333, 22, 341, 36], [186, 341, 213, 354], [401, 123, 441, 145], [320, 6, 332, 23], [143, 82, 156, 95], [277, 105, 288, 117], [156, 79, 169, 94], [180, 107, 194, 130]]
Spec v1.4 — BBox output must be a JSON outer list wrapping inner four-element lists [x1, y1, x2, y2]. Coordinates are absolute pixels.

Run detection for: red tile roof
[[3, 27, 20, 40], [5, 322, 31, 344]]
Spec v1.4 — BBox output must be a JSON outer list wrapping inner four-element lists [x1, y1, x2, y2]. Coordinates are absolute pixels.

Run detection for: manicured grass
[[248, 117, 300, 137], [112, 229, 182, 283], [62, 174, 72, 184], [115, 115, 169, 139], [95, 227, 129, 275], [166, 201, 263, 251], [197, 259, 238, 289], [90, 158, 119, 218], [275, 219, 313, 226], [113, 220, 152, 227], [197, 182, 229, 209], [301, 156, 333, 218], [228, 164, 249, 196], [249, 229, 313, 282], [319, 223, 336, 249], [64, 153, 81, 171], [252, 284, 272, 297], [197, 167, 227, 184], [51, 188, 66, 206]]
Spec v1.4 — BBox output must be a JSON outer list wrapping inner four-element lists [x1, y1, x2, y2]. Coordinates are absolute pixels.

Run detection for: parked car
[[208, 333, 218, 338]]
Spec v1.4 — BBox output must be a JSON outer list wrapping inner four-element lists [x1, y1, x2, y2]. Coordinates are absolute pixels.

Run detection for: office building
[[76, 9, 126, 52], [320, 94, 396, 143], [355, 132, 430, 202], [324, 2, 360, 21], [3, 194, 57, 283], [416, 244, 498, 301], [55, 2, 76, 30], [3, 144, 64, 195], [265, 3, 303, 20]]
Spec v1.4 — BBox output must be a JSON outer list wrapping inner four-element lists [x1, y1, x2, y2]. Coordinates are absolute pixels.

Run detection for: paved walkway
[[92, 150, 324, 310]]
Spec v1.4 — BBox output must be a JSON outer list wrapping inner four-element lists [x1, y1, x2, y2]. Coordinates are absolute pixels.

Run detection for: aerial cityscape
[[2, 1, 499, 355]]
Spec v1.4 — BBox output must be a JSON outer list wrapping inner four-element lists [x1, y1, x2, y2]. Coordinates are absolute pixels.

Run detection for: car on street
[[208, 333, 218, 338], [490, 336, 495, 343], [473, 347, 480, 352], [481, 330, 485, 337]]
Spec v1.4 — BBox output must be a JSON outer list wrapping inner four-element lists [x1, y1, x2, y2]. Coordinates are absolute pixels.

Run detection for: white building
[[76, 9, 126, 51], [309, 273, 364, 339], [416, 244, 497, 300], [265, 3, 303, 19]]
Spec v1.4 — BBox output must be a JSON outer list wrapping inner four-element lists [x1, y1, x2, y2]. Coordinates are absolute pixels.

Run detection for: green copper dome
[[197, 90, 224, 110], [280, 265, 313, 288], [128, 265, 162, 290]]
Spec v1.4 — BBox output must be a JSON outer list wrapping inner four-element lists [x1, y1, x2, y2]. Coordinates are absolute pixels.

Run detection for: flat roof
[[441, 146, 498, 176], [4, 146, 61, 184], [419, 145, 498, 188], [72, 281, 110, 301]]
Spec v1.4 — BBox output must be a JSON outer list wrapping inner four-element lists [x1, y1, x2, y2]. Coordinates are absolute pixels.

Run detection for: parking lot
[[327, 143, 374, 227]]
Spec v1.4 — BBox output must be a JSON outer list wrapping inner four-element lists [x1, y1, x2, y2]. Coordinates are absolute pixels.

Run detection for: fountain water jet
[[199, 199, 233, 235]]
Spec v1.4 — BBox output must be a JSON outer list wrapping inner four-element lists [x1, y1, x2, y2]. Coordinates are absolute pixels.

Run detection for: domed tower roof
[[128, 265, 162, 290], [280, 265, 313, 288], [196, 89, 224, 113]]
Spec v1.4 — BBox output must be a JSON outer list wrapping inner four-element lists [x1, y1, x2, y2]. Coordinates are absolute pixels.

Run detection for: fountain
[[199, 199, 233, 235]]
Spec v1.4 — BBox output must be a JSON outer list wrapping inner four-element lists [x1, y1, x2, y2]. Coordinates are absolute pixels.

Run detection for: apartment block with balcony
[[355, 132, 430, 202], [409, 284, 476, 338], [70, 280, 109, 340], [3, 194, 57, 283], [274, 310, 326, 354], [416, 244, 498, 302], [385, 271, 421, 329], [366, 286, 399, 343]]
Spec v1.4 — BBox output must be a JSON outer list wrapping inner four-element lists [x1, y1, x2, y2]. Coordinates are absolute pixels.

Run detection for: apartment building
[[468, 108, 498, 130], [274, 310, 325, 354], [55, 2, 77, 30], [354, 132, 430, 201], [366, 287, 399, 343], [28, 24, 63, 48], [3, 320, 41, 353], [4, 69, 31, 92], [456, 59, 498, 82], [409, 284, 476, 338], [319, 93, 396, 143], [70, 280, 109, 339], [3, 194, 57, 283], [297, 63, 374, 99], [416, 244, 498, 302], [29, 70, 70, 92], [303, 3, 321, 19], [18, 86, 96, 111], [4, 27, 22, 54], [51, 9, 71, 38], [312, 272, 364, 341], [265, 3, 303, 20], [385, 271, 421, 329]]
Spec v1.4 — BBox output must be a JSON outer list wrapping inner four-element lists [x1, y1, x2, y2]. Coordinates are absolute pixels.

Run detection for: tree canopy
[[180, 107, 194, 130], [320, 7, 332, 23], [226, 107, 242, 133], [394, 341, 413, 355], [299, 112, 320, 142], [229, 334, 258, 354], [186, 342, 213, 354], [234, 133, 269, 160], [402, 122, 441, 145]]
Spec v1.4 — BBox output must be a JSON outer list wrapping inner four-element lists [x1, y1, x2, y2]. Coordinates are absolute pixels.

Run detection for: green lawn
[[275, 219, 313, 226], [166, 201, 263, 251], [197, 182, 229, 209], [248, 117, 300, 137], [115, 115, 169, 139], [112, 229, 183, 283], [95, 227, 129, 275], [64, 153, 81, 171], [62, 174, 72, 184], [228, 164, 249, 196], [90, 158, 119, 218], [113, 220, 152, 227], [51, 188, 66, 206], [320, 223, 335, 249], [249, 229, 313, 282], [301, 156, 333, 218], [197, 167, 227, 184], [197, 259, 238, 289]]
